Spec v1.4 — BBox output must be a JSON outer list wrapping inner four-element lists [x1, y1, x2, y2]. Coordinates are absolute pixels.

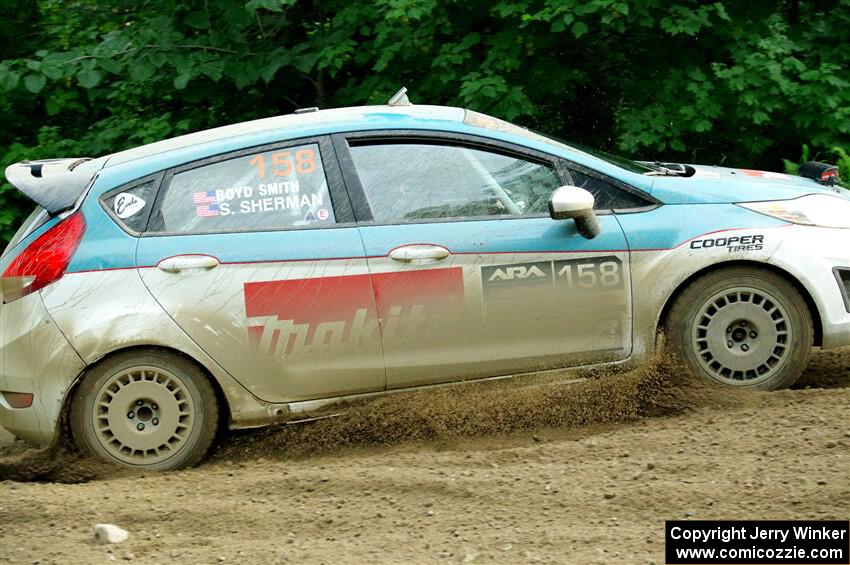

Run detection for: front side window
[[566, 168, 650, 210], [349, 143, 562, 223], [153, 143, 335, 233]]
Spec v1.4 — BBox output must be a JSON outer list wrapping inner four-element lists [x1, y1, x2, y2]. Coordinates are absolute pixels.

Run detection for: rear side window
[[151, 143, 335, 233], [102, 179, 157, 233], [566, 168, 650, 210]]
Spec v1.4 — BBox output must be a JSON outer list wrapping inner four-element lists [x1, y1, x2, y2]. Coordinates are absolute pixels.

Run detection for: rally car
[[2, 94, 849, 470]]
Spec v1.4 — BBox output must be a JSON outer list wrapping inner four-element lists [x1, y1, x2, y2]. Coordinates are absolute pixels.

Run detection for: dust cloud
[[213, 355, 746, 461], [0, 355, 785, 482]]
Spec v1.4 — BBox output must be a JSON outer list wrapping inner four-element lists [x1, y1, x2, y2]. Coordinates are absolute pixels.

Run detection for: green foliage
[[1, 0, 849, 243], [782, 144, 811, 176]]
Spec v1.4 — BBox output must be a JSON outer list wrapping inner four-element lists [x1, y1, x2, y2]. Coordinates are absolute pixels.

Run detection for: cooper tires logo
[[690, 234, 764, 252]]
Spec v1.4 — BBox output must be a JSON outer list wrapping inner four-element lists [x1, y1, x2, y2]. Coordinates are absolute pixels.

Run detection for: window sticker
[[158, 143, 334, 232], [113, 192, 146, 219], [190, 183, 326, 218]]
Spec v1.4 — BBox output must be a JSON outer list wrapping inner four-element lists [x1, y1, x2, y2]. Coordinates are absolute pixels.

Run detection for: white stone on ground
[[94, 524, 129, 544]]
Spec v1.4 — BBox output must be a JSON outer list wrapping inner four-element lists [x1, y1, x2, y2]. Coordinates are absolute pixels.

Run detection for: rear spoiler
[[4, 158, 97, 214]]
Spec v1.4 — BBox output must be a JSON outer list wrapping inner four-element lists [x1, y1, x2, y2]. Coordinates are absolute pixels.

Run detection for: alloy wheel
[[92, 366, 195, 465], [692, 287, 791, 385]]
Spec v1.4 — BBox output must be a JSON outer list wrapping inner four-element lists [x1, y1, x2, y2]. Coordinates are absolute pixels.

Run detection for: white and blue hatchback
[[2, 102, 849, 469]]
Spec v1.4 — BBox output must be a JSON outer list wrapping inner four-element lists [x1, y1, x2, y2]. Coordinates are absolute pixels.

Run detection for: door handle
[[388, 244, 451, 262], [157, 254, 220, 273]]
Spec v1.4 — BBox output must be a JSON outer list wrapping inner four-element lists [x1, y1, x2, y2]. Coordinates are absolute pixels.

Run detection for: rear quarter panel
[[39, 190, 286, 428]]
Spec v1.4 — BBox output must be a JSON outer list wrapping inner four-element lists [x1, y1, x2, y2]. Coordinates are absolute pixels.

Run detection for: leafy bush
[[1, 0, 849, 243]]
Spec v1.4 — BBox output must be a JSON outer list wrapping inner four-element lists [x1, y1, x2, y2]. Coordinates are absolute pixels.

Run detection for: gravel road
[[1, 348, 848, 564]]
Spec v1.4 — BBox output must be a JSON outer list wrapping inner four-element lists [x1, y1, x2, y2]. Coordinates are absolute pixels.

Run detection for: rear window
[[149, 143, 335, 233], [2, 206, 49, 257]]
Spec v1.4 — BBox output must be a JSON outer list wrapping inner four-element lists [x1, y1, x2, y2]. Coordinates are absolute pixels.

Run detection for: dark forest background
[[1, 0, 848, 242]]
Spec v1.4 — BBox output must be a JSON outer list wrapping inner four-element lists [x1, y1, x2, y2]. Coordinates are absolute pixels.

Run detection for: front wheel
[[70, 350, 218, 470], [665, 267, 813, 390]]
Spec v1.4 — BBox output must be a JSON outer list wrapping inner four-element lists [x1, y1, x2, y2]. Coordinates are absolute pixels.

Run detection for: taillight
[[1, 391, 34, 409], [1, 211, 86, 303]]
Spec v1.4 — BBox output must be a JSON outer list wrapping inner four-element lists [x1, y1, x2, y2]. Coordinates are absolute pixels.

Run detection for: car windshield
[[464, 110, 653, 174]]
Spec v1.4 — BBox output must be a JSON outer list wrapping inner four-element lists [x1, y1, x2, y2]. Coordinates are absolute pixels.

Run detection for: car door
[[136, 137, 385, 403], [334, 132, 634, 389]]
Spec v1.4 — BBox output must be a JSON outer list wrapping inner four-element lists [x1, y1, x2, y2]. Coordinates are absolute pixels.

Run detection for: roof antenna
[[387, 87, 411, 106]]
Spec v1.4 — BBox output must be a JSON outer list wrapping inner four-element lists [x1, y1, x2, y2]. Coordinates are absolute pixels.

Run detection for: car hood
[[648, 164, 847, 204]]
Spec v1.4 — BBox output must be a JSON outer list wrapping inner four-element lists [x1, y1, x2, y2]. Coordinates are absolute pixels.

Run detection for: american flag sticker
[[193, 191, 219, 217], [193, 191, 217, 204], [196, 203, 220, 217]]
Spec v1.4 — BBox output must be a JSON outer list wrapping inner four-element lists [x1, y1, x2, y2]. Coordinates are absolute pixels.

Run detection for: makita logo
[[488, 265, 548, 282], [248, 306, 424, 358], [243, 268, 465, 359]]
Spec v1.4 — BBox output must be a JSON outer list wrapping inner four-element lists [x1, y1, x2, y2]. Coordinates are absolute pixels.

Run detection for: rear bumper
[[771, 226, 850, 349], [0, 291, 85, 446]]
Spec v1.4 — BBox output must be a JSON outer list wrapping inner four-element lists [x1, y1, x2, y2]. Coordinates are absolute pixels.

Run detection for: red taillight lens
[[1, 211, 86, 303], [2, 391, 34, 409]]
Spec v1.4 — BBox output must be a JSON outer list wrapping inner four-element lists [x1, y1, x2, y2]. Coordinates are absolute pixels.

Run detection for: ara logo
[[488, 265, 547, 282], [482, 262, 553, 290]]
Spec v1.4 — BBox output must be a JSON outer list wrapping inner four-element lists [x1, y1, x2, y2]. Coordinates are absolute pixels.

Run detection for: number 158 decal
[[554, 256, 624, 290]]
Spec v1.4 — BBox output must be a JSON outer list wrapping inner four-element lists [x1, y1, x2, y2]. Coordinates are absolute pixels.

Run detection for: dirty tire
[[71, 350, 218, 470], [666, 267, 812, 390]]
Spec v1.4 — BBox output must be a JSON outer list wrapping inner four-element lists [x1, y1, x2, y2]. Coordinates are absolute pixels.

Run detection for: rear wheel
[[70, 350, 218, 470], [665, 267, 813, 390]]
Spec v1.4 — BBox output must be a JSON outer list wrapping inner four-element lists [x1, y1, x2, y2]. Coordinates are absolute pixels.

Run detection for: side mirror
[[548, 186, 601, 239]]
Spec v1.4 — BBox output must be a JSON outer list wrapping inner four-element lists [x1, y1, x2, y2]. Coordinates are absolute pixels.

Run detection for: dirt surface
[[1, 349, 848, 564]]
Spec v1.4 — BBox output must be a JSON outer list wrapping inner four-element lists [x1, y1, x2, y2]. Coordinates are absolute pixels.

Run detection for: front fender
[[624, 221, 793, 356]]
